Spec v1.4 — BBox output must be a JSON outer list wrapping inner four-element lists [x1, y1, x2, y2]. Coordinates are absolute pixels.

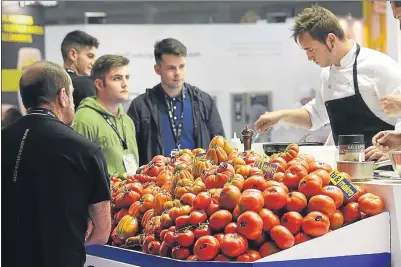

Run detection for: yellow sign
[[329, 169, 358, 199]]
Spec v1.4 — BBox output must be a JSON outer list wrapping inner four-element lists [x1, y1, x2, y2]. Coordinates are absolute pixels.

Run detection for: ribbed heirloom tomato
[[239, 189, 264, 213], [321, 186, 344, 208], [258, 208, 280, 232], [302, 211, 330, 237], [262, 186, 287, 210], [237, 211, 264, 240], [243, 175, 268, 191], [193, 192, 212, 210], [269, 157, 287, 173], [308, 195, 336, 218], [194, 236, 220, 261], [298, 173, 323, 198], [283, 164, 308, 189], [280, 211, 303, 235], [220, 233, 248, 257], [286, 191, 307, 212], [358, 193, 384, 216], [270, 225, 295, 249]]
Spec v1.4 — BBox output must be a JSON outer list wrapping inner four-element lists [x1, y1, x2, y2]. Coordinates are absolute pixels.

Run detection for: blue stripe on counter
[[86, 245, 390, 267]]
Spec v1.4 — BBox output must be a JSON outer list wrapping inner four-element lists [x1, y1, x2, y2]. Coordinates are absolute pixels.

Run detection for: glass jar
[[338, 135, 365, 162]]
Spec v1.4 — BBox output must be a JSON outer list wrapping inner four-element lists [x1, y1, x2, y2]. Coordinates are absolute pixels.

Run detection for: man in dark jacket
[[127, 38, 225, 165]]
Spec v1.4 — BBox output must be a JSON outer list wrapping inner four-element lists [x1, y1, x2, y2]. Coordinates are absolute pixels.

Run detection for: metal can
[[338, 135, 365, 162]]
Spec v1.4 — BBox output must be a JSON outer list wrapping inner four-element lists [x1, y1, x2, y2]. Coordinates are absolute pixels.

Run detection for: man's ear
[[154, 64, 161, 75], [94, 79, 104, 92], [67, 48, 78, 62], [57, 88, 69, 108]]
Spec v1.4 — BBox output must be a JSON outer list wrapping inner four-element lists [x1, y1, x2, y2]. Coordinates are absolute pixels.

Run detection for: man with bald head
[[2, 61, 111, 267]]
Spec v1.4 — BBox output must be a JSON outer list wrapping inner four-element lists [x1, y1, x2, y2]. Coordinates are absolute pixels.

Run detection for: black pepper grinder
[[241, 125, 254, 151]]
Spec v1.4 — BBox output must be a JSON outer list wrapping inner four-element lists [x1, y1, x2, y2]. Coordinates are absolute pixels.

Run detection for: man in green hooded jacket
[[73, 55, 139, 177]]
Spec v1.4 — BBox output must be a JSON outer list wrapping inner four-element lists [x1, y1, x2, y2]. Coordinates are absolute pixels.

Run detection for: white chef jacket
[[303, 41, 401, 132]]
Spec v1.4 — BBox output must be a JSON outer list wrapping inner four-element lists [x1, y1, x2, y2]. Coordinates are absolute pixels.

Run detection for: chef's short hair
[[19, 61, 71, 109], [291, 4, 346, 44]]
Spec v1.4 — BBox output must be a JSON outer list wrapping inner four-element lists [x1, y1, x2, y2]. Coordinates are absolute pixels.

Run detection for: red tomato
[[283, 164, 308, 189], [219, 185, 241, 211], [193, 236, 220, 261], [148, 240, 161, 255], [330, 210, 344, 230], [164, 231, 177, 247], [311, 169, 331, 186], [209, 210, 233, 232], [340, 172, 352, 182], [175, 215, 190, 229], [193, 192, 212, 210], [186, 255, 198, 261], [294, 232, 312, 245], [243, 175, 268, 192], [224, 222, 238, 234], [298, 154, 315, 164], [176, 229, 195, 247], [171, 245, 191, 259], [193, 224, 212, 239], [180, 193, 196, 206], [259, 241, 280, 257], [214, 254, 232, 261], [159, 229, 169, 242], [308, 195, 336, 218], [236, 250, 261, 262], [237, 211, 264, 240], [249, 232, 268, 248], [270, 157, 288, 173], [321, 186, 344, 208], [342, 202, 361, 224], [188, 210, 208, 225], [213, 233, 225, 245], [159, 241, 172, 257], [205, 201, 220, 217], [308, 161, 332, 173], [220, 233, 249, 257], [258, 208, 280, 232], [262, 186, 287, 210], [238, 189, 264, 213], [265, 180, 289, 193], [280, 144, 299, 162], [225, 174, 245, 191], [287, 158, 309, 172], [301, 211, 330, 237], [286, 191, 307, 212], [270, 225, 295, 249], [298, 173, 323, 198], [232, 205, 242, 221], [280, 211, 303, 235], [358, 193, 384, 216]]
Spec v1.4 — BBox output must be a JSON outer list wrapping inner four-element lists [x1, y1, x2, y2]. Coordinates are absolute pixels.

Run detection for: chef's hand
[[380, 95, 401, 117], [372, 130, 401, 153], [365, 146, 386, 161], [254, 111, 282, 132]]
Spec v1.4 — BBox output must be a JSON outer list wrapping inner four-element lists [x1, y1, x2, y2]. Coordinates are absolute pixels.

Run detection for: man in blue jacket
[[128, 38, 225, 165]]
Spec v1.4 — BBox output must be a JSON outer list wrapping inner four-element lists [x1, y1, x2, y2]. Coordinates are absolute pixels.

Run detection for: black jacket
[[127, 83, 225, 166]]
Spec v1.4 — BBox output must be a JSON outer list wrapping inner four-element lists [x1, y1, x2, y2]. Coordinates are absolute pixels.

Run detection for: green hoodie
[[72, 97, 139, 177]]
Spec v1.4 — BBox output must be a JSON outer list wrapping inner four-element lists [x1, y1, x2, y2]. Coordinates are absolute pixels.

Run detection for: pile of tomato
[[109, 136, 385, 262]]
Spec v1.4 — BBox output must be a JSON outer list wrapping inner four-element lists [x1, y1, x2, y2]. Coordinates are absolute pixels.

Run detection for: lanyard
[[28, 108, 57, 118], [164, 89, 185, 149], [101, 114, 128, 150]]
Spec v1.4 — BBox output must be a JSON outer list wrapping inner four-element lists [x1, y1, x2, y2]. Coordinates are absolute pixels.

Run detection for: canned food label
[[329, 169, 358, 199]]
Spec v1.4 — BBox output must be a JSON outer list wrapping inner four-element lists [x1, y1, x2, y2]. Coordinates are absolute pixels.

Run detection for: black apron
[[325, 44, 394, 148]]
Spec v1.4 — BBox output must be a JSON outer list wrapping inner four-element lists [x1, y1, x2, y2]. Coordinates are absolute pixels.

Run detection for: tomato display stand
[[85, 212, 390, 267]]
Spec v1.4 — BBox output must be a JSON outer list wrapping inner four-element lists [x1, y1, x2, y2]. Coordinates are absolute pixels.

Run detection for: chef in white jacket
[[254, 5, 401, 161]]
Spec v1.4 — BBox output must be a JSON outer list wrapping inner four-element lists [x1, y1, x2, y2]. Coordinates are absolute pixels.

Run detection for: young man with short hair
[[61, 30, 99, 109], [127, 38, 225, 165], [73, 55, 139, 177]]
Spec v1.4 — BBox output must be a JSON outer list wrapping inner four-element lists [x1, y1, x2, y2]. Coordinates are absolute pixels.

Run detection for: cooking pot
[[336, 160, 392, 182]]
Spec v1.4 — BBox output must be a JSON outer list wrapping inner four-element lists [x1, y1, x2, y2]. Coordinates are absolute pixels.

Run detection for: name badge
[[123, 154, 138, 175]]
